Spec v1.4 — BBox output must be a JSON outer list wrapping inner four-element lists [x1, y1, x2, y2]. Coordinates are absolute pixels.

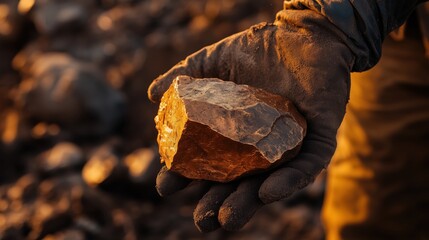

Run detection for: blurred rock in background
[[0, 0, 325, 239]]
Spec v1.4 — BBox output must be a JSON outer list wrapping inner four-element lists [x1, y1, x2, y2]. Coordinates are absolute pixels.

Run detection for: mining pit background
[[0, 1, 325, 239]]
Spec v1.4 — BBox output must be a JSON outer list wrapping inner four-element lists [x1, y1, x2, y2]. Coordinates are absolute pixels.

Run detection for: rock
[[0, 109, 32, 149], [37, 142, 84, 176], [121, 147, 161, 200], [28, 200, 73, 239], [155, 76, 306, 182], [123, 147, 160, 185], [6, 174, 38, 203], [31, 122, 62, 140], [82, 145, 161, 199], [32, 0, 93, 35], [82, 146, 127, 189], [16, 53, 125, 136], [0, 1, 25, 42]]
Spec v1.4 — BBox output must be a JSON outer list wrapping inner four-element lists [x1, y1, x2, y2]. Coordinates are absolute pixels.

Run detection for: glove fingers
[[218, 177, 264, 231], [156, 166, 191, 197], [258, 167, 311, 204], [259, 135, 334, 204], [193, 183, 237, 233]]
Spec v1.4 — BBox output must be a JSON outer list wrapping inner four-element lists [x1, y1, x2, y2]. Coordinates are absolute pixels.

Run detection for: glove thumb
[[148, 45, 220, 103]]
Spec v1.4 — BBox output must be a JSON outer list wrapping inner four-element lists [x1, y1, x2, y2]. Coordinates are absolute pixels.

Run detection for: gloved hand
[[148, 9, 354, 232]]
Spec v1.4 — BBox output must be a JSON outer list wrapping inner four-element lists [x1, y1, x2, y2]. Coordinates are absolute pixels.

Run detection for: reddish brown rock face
[[155, 76, 306, 182]]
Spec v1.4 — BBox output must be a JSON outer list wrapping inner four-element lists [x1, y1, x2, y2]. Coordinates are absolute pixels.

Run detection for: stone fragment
[[6, 174, 38, 203], [0, 109, 31, 149], [37, 142, 84, 176], [123, 147, 160, 185], [29, 200, 73, 239], [155, 76, 306, 182], [32, 0, 92, 35], [16, 53, 125, 136], [82, 146, 126, 188], [0, 1, 24, 41]]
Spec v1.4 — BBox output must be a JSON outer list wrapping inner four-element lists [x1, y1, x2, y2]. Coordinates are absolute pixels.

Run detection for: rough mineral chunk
[[155, 76, 307, 182]]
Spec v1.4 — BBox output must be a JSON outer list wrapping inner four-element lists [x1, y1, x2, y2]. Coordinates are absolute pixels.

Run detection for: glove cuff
[[274, 9, 355, 72], [282, 0, 421, 72], [280, 2, 380, 72]]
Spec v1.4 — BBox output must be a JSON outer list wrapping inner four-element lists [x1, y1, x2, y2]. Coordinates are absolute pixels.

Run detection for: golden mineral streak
[[155, 82, 188, 169]]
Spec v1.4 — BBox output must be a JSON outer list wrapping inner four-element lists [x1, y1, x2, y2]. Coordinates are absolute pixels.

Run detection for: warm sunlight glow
[[18, 0, 35, 14], [2, 110, 19, 144]]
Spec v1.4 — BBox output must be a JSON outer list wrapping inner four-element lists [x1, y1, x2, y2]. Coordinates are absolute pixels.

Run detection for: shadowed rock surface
[[156, 76, 306, 182]]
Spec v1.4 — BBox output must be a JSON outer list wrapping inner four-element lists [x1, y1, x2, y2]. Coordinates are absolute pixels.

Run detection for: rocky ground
[[0, 1, 325, 239]]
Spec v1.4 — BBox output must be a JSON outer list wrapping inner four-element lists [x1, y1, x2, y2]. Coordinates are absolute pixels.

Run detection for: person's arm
[[148, 1, 424, 232], [284, 0, 425, 71]]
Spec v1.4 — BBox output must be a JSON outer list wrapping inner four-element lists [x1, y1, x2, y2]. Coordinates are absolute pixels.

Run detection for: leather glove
[[148, 9, 354, 232]]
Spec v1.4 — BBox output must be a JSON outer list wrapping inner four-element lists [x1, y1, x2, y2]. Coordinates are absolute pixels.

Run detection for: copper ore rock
[[155, 76, 306, 182]]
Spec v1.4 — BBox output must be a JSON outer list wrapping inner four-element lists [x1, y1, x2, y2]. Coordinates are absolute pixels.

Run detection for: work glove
[[148, 9, 354, 232]]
